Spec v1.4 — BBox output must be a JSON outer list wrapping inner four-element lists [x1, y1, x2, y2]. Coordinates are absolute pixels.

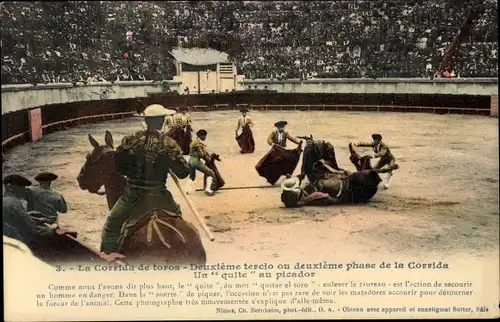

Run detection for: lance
[[195, 185, 279, 191], [169, 170, 215, 241], [371, 164, 399, 173], [44, 223, 127, 266]]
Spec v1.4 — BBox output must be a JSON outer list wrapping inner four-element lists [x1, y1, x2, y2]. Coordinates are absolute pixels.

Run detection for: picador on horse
[[98, 104, 206, 263], [280, 136, 398, 208]]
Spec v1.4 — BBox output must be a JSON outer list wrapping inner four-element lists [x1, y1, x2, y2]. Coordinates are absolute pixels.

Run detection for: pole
[[436, 4, 485, 75], [168, 170, 215, 241], [46, 223, 127, 266], [372, 164, 399, 173], [195, 185, 279, 192]]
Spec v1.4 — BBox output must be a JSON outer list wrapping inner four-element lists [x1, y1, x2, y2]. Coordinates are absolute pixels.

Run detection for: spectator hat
[[3, 174, 32, 187], [143, 104, 176, 117], [34, 172, 58, 182], [274, 121, 288, 127], [371, 133, 382, 141]]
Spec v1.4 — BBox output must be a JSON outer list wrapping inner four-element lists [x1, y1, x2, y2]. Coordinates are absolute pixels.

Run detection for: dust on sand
[[4, 111, 499, 263]]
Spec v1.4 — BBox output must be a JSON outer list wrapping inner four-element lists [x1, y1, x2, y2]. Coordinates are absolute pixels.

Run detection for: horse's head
[[298, 134, 313, 147], [293, 135, 309, 154], [302, 137, 328, 162], [77, 131, 116, 194]]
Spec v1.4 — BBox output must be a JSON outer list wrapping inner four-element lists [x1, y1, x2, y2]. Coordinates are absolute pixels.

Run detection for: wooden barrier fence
[[191, 104, 489, 115], [2, 99, 492, 150], [2, 111, 135, 148]]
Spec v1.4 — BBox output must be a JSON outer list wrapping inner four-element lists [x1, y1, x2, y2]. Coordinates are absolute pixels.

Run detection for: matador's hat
[[196, 129, 207, 137], [3, 174, 32, 187], [34, 172, 58, 182], [240, 107, 249, 113], [142, 104, 176, 118], [274, 120, 288, 128], [371, 133, 382, 141]]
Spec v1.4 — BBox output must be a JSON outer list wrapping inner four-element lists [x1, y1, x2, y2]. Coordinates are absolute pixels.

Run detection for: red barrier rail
[[41, 111, 135, 129], [188, 104, 489, 114], [2, 132, 29, 146], [2, 111, 135, 147], [247, 104, 488, 113], [2, 104, 489, 149]]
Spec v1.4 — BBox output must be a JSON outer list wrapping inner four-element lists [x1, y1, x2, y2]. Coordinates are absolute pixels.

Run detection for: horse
[[294, 139, 393, 204], [299, 135, 342, 183], [77, 131, 207, 264], [299, 136, 376, 173]]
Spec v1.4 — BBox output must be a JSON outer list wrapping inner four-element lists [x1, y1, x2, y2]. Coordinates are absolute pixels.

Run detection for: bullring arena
[[1, 0, 498, 267], [2, 85, 499, 264]]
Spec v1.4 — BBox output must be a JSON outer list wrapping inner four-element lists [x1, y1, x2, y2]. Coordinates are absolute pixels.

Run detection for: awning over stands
[[170, 48, 230, 66]]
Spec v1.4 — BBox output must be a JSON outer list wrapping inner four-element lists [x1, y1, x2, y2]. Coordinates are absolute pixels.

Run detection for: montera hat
[[240, 107, 249, 113], [196, 129, 208, 137], [3, 174, 32, 187], [34, 172, 58, 182], [281, 177, 300, 192], [142, 104, 176, 118], [274, 120, 288, 128], [371, 133, 382, 141]]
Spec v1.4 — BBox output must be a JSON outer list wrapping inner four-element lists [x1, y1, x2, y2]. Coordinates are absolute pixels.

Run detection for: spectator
[[0, 0, 497, 85], [126, 30, 133, 41]]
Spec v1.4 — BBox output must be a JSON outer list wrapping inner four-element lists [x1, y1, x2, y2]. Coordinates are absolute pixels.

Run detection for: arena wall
[[2, 78, 497, 115], [1, 81, 172, 114], [243, 78, 499, 96], [1, 79, 498, 150]]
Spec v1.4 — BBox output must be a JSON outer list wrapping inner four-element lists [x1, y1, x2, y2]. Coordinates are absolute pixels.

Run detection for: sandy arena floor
[[3, 110, 499, 263]]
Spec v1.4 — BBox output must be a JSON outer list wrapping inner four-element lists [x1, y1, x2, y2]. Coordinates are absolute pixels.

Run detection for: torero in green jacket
[[100, 104, 190, 261]]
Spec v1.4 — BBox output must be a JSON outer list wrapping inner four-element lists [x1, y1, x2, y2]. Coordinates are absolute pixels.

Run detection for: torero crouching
[[185, 129, 219, 196]]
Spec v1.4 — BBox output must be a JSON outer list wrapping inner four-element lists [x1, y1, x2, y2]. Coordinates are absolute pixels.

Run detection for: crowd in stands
[[1, 0, 497, 84]]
